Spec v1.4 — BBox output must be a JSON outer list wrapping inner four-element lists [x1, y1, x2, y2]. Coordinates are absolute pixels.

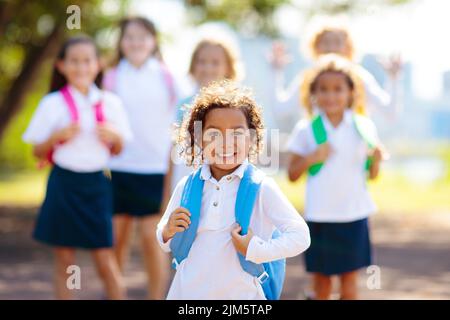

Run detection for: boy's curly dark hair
[[176, 80, 264, 167]]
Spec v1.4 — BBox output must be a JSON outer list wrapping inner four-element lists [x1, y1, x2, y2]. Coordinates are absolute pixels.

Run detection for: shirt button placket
[[213, 183, 219, 208]]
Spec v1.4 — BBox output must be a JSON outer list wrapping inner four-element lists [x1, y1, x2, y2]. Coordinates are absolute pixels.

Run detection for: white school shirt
[[286, 110, 378, 223], [108, 58, 178, 174], [22, 85, 132, 172], [269, 64, 401, 119], [156, 160, 310, 300]]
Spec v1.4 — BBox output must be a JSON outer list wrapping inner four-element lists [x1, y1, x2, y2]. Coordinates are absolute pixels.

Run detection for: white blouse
[[286, 110, 378, 222], [156, 160, 310, 300], [22, 85, 132, 172], [107, 58, 179, 174]]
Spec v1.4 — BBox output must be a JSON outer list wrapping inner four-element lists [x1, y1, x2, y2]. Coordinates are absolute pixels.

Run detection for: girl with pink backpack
[[22, 35, 132, 299]]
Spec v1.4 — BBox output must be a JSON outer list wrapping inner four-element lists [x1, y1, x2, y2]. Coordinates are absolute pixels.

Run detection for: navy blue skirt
[[110, 171, 164, 216], [304, 218, 372, 275], [33, 165, 113, 249]]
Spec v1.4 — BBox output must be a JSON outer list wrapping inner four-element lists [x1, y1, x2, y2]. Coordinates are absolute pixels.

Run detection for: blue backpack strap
[[235, 164, 286, 300], [169, 168, 204, 269], [235, 165, 265, 280]]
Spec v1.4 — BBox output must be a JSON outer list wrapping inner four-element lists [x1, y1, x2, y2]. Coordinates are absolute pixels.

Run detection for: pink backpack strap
[[94, 100, 105, 123], [103, 68, 118, 92], [60, 85, 79, 122], [40, 85, 78, 168], [159, 62, 176, 108]]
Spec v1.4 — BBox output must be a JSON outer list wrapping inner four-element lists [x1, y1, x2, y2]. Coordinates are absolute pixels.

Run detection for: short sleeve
[[22, 94, 61, 145], [285, 119, 311, 156]]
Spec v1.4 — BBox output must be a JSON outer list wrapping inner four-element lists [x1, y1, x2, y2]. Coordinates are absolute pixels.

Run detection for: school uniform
[[106, 57, 178, 216], [156, 160, 311, 299], [22, 85, 132, 249], [286, 109, 378, 275]]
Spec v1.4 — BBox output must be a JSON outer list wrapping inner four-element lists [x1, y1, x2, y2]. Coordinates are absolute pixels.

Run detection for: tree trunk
[[0, 25, 64, 140], [0, 0, 26, 36]]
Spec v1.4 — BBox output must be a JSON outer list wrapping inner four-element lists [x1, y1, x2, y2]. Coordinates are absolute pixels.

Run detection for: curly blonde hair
[[177, 80, 264, 167], [300, 54, 366, 116], [308, 25, 355, 60]]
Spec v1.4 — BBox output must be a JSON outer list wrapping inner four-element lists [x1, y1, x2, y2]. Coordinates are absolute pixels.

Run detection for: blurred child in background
[[103, 16, 178, 299], [23, 36, 132, 300], [286, 54, 384, 300], [269, 22, 402, 120]]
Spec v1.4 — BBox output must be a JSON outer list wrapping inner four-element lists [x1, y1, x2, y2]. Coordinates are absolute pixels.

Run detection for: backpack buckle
[[171, 258, 179, 270], [257, 271, 269, 284]]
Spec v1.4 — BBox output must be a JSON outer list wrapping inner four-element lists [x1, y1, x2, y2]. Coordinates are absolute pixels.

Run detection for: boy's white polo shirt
[[156, 160, 310, 299]]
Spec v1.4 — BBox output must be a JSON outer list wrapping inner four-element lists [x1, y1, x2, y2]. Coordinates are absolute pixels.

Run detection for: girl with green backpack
[[287, 54, 384, 300]]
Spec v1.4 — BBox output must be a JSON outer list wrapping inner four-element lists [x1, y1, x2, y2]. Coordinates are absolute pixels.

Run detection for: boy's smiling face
[[202, 108, 251, 174]]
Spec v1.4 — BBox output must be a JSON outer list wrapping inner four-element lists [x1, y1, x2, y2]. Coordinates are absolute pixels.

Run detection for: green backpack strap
[[353, 114, 377, 172], [308, 115, 327, 176], [308, 114, 377, 176]]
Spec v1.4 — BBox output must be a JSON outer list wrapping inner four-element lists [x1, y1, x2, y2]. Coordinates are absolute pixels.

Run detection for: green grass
[[0, 167, 449, 214], [0, 169, 48, 207], [275, 170, 450, 214]]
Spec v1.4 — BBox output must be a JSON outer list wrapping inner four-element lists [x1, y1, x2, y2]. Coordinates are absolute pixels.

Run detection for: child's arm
[[368, 146, 383, 180], [233, 178, 311, 264], [155, 176, 189, 252], [96, 123, 124, 155], [23, 95, 79, 160], [359, 65, 402, 120], [32, 124, 80, 159], [267, 42, 306, 117], [288, 143, 332, 182]]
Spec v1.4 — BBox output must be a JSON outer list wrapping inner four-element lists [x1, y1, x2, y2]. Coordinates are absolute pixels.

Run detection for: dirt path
[[0, 207, 449, 300]]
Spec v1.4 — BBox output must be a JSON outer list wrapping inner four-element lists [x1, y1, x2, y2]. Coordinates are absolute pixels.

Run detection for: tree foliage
[[0, 0, 128, 169]]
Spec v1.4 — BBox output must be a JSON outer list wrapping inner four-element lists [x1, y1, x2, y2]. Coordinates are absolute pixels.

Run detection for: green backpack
[[308, 114, 377, 176]]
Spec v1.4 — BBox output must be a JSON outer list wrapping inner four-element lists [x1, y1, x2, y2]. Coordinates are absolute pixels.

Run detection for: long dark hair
[[114, 16, 162, 65], [49, 35, 103, 93]]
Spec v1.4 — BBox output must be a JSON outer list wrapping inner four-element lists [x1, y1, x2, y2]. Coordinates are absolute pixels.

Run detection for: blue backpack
[[169, 164, 286, 300]]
